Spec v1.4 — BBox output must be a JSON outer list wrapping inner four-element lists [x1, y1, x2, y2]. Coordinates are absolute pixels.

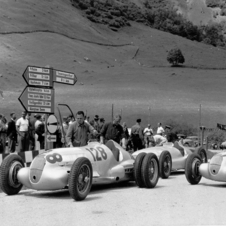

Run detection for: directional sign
[[23, 66, 53, 87], [47, 134, 56, 142], [47, 114, 58, 134], [18, 86, 55, 113], [53, 70, 77, 85]]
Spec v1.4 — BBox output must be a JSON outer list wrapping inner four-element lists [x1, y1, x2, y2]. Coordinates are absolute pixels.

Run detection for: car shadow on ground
[[199, 182, 226, 188]]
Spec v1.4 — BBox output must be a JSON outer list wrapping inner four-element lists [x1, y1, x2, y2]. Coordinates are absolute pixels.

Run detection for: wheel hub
[[9, 161, 23, 188]]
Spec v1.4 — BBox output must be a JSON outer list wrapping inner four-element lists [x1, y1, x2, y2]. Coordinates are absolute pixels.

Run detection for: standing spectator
[[16, 111, 29, 152], [66, 111, 98, 147], [68, 114, 75, 125], [7, 112, 17, 153], [35, 114, 42, 149], [157, 122, 165, 135], [100, 114, 124, 145], [121, 122, 129, 150], [0, 114, 8, 154], [144, 124, 154, 148], [35, 114, 45, 149], [28, 113, 36, 150], [99, 118, 105, 131], [90, 115, 100, 141], [131, 119, 144, 151], [61, 116, 69, 146]]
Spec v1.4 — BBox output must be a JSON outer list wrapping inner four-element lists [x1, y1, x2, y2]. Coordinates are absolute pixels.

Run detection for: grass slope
[[0, 0, 226, 128]]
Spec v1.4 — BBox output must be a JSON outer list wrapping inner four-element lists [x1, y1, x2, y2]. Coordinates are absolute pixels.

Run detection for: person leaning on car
[[66, 111, 98, 147]]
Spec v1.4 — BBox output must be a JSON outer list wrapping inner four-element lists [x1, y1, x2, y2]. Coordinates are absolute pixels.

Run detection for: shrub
[[167, 48, 185, 66]]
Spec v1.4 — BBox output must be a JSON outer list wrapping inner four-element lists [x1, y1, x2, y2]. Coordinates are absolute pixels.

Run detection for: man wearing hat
[[131, 118, 144, 151], [7, 112, 17, 153]]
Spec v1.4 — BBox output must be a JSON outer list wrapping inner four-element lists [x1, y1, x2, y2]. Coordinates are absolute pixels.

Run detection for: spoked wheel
[[0, 154, 25, 195], [141, 153, 159, 188], [134, 153, 146, 188], [195, 147, 207, 163], [159, 151, 172, 179], [69, 157, 93, 201], [185, 154, 202, 185]]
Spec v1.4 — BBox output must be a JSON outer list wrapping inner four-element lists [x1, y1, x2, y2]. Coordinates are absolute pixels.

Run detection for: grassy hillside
[[1, 0, 226, 129]]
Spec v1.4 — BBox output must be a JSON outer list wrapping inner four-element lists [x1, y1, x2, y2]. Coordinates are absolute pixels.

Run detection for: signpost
[[46, 114, 58, 134], [19, 65, 77, 150], [46, 134, 56, 142], [18, 86, 55, 113], [23, 66, 53, 87], [53, 69, 77, 85]]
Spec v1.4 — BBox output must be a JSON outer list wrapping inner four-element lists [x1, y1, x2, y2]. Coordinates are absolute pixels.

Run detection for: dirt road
[[1, 171, 226, 226]]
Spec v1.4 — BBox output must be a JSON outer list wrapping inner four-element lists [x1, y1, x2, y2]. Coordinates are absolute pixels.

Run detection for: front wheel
[[68, 157, 93, 201], [195, 147, 207, 163], [141, 153, 159, 188], [185, 154, 202, 185], [0, 154, 25, 195], [159, 151, 172, 179]]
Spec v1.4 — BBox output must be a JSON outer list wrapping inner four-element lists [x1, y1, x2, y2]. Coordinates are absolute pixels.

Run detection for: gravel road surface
[[1, 171, 226, 226]]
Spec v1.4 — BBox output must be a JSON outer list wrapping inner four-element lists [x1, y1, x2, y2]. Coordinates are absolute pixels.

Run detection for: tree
[[167, 48, 185, 66]]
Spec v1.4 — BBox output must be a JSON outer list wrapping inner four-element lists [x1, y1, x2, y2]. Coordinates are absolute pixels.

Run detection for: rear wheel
[[159, 151, 172, 179], [134, 153, 146, 187], [185, 154, 202, 185], [68, 157, 93, 201], [141, 153, 159, 188], [0, 154, 24, 195]]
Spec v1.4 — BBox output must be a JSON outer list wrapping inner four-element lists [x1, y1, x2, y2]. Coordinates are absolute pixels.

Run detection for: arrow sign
[[47, 114, 58, 134], [47, 134, 56, 142], [18, 86, 55, 113], [23, 66, 53, 87], [53, 70, 77, 85]]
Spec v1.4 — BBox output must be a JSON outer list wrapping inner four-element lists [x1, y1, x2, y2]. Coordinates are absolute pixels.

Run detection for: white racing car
[[185, 152, 226, 185], [0, 140, 160, 201], [132, 141, 207, 183]]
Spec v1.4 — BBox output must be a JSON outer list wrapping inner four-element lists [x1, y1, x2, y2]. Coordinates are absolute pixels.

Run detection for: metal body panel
[[199, 153, 226, 182]]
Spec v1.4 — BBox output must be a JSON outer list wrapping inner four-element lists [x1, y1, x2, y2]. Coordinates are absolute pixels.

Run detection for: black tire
[[0, 154, 25, 195], [134, 153, 146, 187], [68, 157, 93, 201], [195, 147, 207, 163], [141, 153, 159, 188], [159, 151, 172, 179], [185, 153, 202, 185]]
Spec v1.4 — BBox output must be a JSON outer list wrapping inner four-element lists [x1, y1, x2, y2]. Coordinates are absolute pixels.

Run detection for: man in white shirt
[[16, 111, 29, 152], [144, 124, 154, 148], [157, 122, 165, 135]]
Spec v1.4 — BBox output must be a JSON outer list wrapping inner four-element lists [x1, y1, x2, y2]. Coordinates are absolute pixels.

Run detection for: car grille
[[29, 155, 46, 183]]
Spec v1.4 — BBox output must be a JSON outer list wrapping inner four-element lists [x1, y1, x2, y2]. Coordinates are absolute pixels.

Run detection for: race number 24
[[86, 147, 107, 161]]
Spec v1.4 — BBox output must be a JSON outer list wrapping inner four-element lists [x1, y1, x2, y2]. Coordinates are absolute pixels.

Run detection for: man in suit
[[7, 112, 17, 153]]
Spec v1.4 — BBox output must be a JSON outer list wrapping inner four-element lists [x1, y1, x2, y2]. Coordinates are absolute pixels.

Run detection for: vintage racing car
[[0, 140, 160, 201], [132, 141, 207, 182], [185, 152, 226, 185]]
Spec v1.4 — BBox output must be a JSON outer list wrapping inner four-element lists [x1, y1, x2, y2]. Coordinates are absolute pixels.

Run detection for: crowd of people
[[0, 110, 178, 154]]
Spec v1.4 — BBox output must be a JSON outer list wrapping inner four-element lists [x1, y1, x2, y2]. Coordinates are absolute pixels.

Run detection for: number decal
[[46, 153, 63, 164], [86, 147, 108, 161], [97, 147, 107, 160], [86, 148, 96, 161], [91, 148, 102, 161]]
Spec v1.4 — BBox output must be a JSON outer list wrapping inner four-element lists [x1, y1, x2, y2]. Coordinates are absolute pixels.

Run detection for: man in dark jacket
[[100, 114, 124, 145], [7, 112, 17, 153]]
